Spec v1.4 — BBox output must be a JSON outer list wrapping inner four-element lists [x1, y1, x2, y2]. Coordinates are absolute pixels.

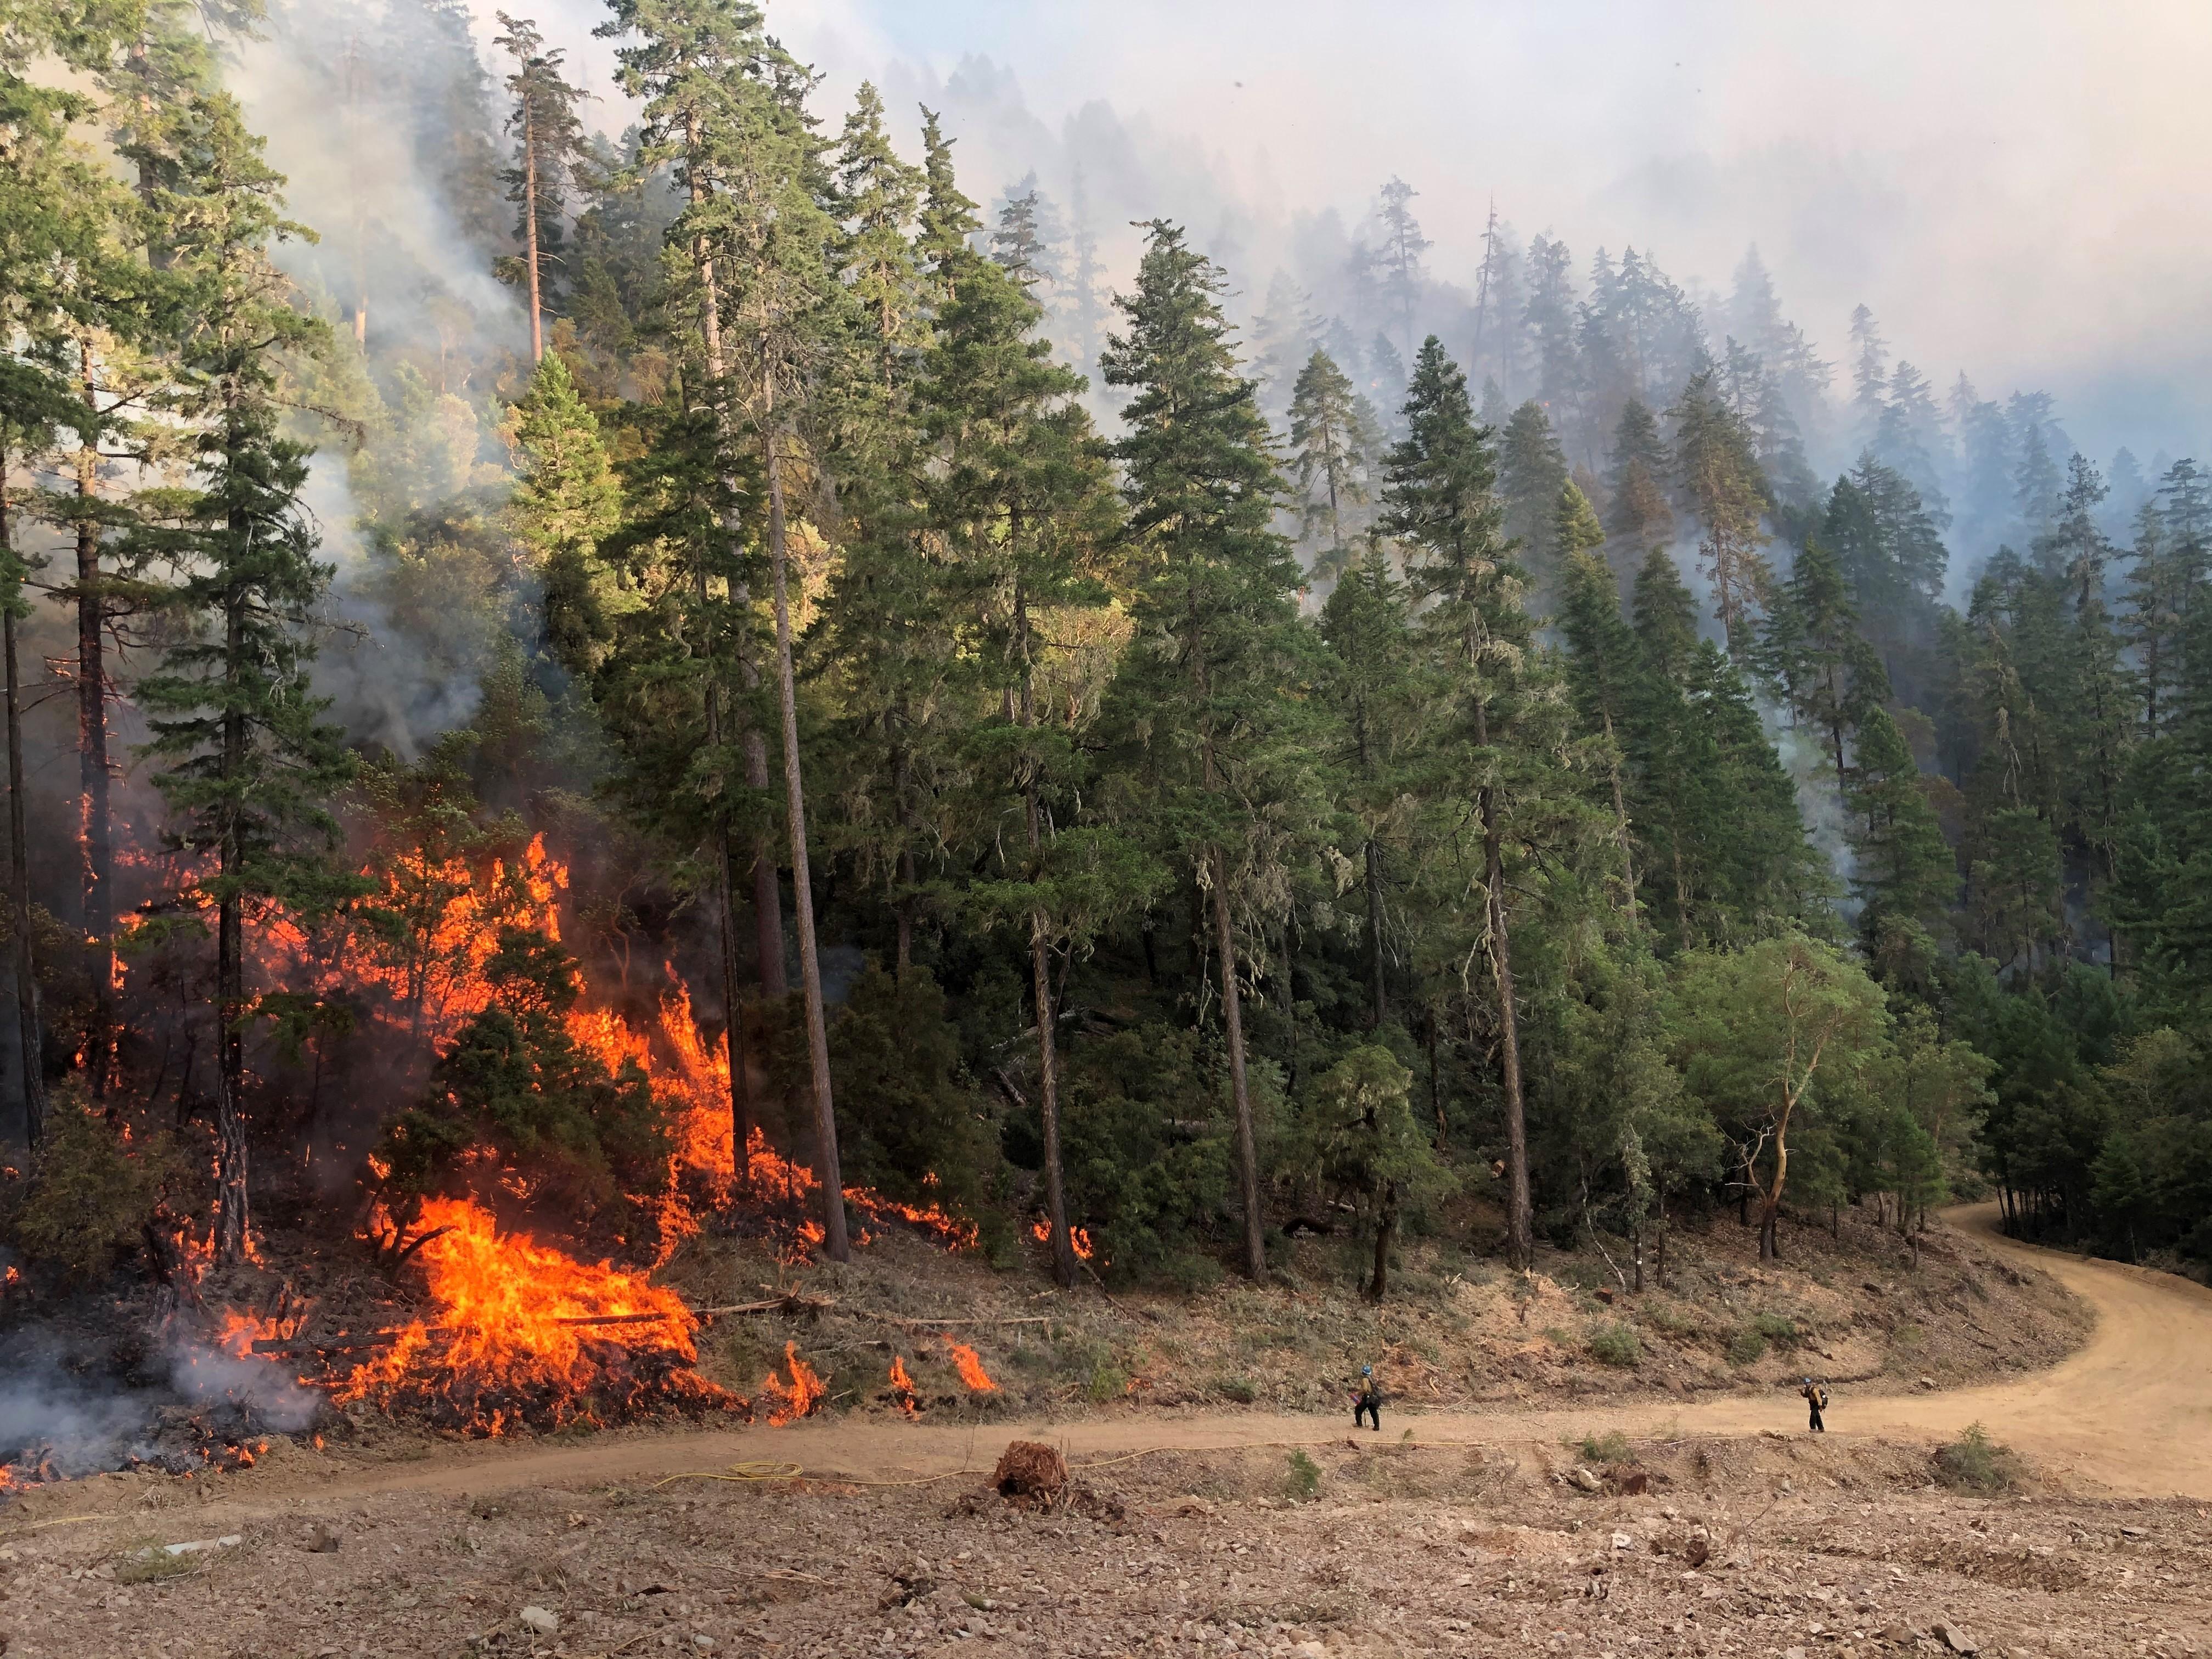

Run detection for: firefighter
[[1353, 1365, 1382, 1431], [1799, 1375, 1829, 1433]]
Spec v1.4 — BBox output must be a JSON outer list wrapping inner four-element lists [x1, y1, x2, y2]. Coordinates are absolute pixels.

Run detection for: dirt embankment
[[645, 1195, 2092, 1430], [4, 1205, 2212, 1657]]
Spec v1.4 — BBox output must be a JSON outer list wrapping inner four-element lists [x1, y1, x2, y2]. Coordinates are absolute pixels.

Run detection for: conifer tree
[[494, 13, 593, 363], [989, 176, 1061, 293], [1669, 369, 1772, 657], [1497, 400, 1569, 591], [0, 2, 142, 1141], [916, 106, 980, 300], [1101, 221, 1322, 1281], [602, 0, 785, 1033], [1760, 536, 1888, 783], [136, 92, 359, 1264], [1603, 398, 1671, 578], [1847, 705, 1956, 933], [817, 83, 938, 980], [1556, 495, 1640, 926], [510, 351, 623, 673], [1320, 545, 1420, 1026], [1367, 176, 1428, 362], [1284, 349, 1371, 580], [922, 251, 1140, 1286], [1381, 336, 1552, 1269], [3, 13, 166, 1104], [604, 0, 853, 1254], [831, 83, 928, 394]]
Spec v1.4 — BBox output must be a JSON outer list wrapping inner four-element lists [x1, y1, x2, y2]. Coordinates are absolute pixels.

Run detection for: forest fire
[[334, 1196, 729, 1436], [945, 1340, 998, 1393], [1031, 1219, 1097, 1262], [758, 1342, 826, 1426], [889, 1355, 919, 1418]]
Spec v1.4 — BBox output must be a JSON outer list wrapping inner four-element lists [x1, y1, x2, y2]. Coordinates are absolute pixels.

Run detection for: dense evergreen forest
[[3, 0, 2208, 1298]]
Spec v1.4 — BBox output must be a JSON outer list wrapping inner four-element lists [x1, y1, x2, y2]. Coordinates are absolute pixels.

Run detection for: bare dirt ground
[[3, 1205, 2209, 1658]]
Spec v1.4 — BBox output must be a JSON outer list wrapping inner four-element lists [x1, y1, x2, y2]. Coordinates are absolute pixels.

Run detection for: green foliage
[[1725, 1326, 1768, 1366], [509, 351, 624, 673], [1285, 348, 1376, 576], [1057, 1023, 1239, 1284], [10, 1094, 185, 1282], [1752, 1312, 1801, 1347], [1284, 1449, 1322, 1501], [1933, 1422, 2023, 1493], [1571, 1429, 1635, 1465], [1586, 1323, 1641, 1368], [823, 963, 995, 1222], [373, 929, 672, 1225]]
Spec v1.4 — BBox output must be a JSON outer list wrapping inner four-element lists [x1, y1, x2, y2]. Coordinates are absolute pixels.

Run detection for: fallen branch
[[692, 1295, 835, 1319], [858, 1313, 1053, 1329]]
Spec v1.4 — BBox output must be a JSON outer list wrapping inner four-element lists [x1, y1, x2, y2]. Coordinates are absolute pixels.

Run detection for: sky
[[479, 0, 2212, 466]]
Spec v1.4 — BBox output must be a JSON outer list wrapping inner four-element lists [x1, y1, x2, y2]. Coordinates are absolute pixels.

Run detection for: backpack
[[1815, 1385, 1830, 1410]]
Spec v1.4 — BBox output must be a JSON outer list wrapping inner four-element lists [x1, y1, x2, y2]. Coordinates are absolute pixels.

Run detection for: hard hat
[[1361, 1365, 1373, 1375]]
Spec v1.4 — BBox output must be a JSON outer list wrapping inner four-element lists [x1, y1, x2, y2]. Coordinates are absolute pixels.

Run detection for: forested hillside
[[3, 0, 2207, 1312]]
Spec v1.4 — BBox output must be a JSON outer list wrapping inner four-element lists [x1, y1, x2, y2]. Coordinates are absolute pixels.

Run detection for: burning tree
[[371, 928, 673, 1239]]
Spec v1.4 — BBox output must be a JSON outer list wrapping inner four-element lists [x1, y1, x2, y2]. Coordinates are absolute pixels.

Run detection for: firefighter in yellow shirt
[[1799, 1376, 1829, 1433]]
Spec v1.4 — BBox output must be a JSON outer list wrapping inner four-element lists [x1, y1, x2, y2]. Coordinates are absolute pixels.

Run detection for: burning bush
[[372, 928, 674, 1231], [5, 1092, 188, 1283], [335, 1195, 728, 1436]]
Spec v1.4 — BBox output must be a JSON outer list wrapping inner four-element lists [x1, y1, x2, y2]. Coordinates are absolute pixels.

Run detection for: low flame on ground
[[944, 1340, 997, 1392], [566, 990, 981, 1258], [1029, 1218, 1096, 1261], [335, 1196, 726, 1436], [888, 1355, 919, 1419], [759, 1342, 825, 1426]]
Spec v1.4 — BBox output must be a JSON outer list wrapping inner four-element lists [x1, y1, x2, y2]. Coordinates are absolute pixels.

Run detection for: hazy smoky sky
[[471, 0, 2211, 465]]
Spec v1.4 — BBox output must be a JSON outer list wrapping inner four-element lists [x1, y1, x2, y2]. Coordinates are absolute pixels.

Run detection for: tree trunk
[[684, 120, 785, 1002], [1631, 1221, 1643, 1294], [1475, 693, 1532, 1272], [1211, 853, 1267, 1280], [1601, 710, 1636, 928], [1015, 592, 1075, 1290], [215, 581, 249, 1266], [714, 823, 751, 1182], [522, 95, 543, 363], [1031, 915, 1073, 1289], [1757, 1099, 1795, 1262], [1363, 835, 1387, 1029], [1426, 1000, 1443, 1146], [892, 737, 916, 978], [75, 348, 113, 1095], [767, 426, 849, 1262], [694, 555, 751, 1184], [1189, 561, 1265, 1277], [1366, 1179, 1398, 1302], [3, 447, 46, 1145]]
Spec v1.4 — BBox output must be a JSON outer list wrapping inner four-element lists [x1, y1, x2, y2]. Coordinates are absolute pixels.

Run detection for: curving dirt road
[[206, 1200, 2212, 1511]]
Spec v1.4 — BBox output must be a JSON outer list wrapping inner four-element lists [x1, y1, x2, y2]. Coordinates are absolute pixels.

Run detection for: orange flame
[[888, 1355, 919, 1419], [759, 1342, 825, 1426], [1029, 1218, 1096, 1261], [257, 833, 570, 1049], [944, 1340, 997, 1393], [565, 990, 980, 1257], [334, 1195, 723, 1436]]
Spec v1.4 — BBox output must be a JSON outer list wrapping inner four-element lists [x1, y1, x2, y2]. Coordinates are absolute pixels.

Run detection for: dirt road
[[176, 1201, 2212, 1514]]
